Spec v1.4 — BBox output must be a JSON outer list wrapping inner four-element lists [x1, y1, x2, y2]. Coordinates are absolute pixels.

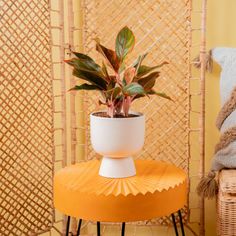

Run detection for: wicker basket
[[217, 169, 236, 236]]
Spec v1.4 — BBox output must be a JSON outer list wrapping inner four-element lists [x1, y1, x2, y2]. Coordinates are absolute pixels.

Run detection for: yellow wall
[[205, 1, 236, 235]]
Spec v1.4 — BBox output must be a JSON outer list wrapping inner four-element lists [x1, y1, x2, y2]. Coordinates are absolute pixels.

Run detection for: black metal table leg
[[97, 222, 101, 236], [76, 219, 83, 236], [121, 222, 125, 236], [178, 210, 185, 236], [171, 213, 179, 236], [66, 216, 70, 236]]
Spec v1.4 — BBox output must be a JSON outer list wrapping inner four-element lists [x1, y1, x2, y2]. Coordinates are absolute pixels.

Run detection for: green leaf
[[124, 67, 136, 84], [102, 61, 109, 76], [72, 52, 94, 61], [69, 83, 100, 91], [137, 72, 160, 91], [133, 53, 148, 71], [66, 58, 103, 77], [123, 82, 145, 96], [102, 78, 117, 99], [132, 93, 145, 100], [107, 76, 116, 90], [115, 26, 135, 62], [112, 87, 122, 99], [73, 69, 107, 90], [95, 38, 120, 72], [137, 62, 168, 77], [148, 90, 172, 100], [140, 79, 155, 91], [118, 62, 126, 74], [104, 86, 121, 100], [101, 61, 111, 82]]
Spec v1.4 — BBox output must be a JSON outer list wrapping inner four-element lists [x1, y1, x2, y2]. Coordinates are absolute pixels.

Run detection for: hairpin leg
[[66, 216, 70, 236], [76, 219, 83, 236], [171, 213, 179, 236], [121, 222, 126, 236], [178, 210, 185, 236], [97, 222, 101, 236]]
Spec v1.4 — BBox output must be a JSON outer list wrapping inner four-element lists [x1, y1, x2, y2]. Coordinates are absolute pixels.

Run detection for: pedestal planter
[[66, 26, 170, 178], [90, 112, 145, 178]]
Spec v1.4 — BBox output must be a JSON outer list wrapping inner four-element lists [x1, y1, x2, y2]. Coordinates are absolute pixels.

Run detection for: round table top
[[54, 159, 187, 222]]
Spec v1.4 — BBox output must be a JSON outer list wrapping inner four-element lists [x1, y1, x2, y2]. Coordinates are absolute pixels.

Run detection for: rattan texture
[[217, 170, 236, 236], [0, 1, 54, 235], [82, 0, 192, 226]]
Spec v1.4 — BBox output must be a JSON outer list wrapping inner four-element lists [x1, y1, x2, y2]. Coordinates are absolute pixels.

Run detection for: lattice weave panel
[[0, 1, 54, 235], [83, 0, 191, 225]]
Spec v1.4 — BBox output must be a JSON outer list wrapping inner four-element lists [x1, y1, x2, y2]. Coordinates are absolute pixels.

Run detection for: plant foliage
[[65, 26, 171, 117]]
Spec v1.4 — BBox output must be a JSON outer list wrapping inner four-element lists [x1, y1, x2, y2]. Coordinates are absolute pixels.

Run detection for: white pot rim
[[90, 110, 144, 120]]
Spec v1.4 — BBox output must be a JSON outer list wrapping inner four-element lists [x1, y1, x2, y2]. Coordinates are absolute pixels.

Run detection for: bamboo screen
[[0, 0, 207, 235], [0, 1, 54, 235], [82, 0, 192, 226]]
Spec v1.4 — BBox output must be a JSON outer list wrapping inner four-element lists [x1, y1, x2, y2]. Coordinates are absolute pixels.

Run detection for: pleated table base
[[54, 160, 187, 222]]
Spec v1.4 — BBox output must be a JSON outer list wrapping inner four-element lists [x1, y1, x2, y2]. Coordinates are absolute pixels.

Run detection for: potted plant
[[65, 26, 171, 178]]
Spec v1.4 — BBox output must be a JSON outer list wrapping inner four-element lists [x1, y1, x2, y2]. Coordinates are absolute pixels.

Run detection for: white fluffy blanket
[[211, 47, 236, 171]]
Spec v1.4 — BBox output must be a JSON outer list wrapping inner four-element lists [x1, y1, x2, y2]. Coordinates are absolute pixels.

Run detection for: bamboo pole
[[59, 0, 67, 234], [199, 0, 207, 235], [68, 0, 76, 167], [59, 0, 67, 182], [48, 0, 56, 225], [68, 0, 77, 234]]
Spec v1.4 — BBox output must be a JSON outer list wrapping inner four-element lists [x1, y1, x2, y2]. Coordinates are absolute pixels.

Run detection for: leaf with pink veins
[[124, 67, 136, 84]]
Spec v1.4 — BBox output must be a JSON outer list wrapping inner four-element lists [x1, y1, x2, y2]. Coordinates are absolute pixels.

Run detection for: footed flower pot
[[90, 112, 145, 178]]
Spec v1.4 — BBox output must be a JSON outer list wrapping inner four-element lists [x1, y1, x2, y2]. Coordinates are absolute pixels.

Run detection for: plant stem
[[123, 97, 131, 117], [107, 101, 115, 118]]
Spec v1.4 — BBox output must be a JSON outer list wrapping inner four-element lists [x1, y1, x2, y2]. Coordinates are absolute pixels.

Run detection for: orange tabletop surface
[[54, 160, 187, 222]]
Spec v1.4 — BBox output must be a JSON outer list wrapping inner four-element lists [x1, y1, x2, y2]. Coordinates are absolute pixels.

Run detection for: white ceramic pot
[[90, 111, 145, 178]]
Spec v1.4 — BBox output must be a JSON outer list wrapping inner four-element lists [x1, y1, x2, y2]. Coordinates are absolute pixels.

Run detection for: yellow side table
[[54, 160, 187, 236]]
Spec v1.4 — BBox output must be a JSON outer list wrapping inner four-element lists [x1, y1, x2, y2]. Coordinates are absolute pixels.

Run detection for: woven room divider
[[81, 0, 207, 235], [0, 0, 208, 235], [0, 0, 83, 235], [83, 0, 191, 165], [83, 0, 192, 163], [0, 1, 54, 235], [82, 0, 191, 227]]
